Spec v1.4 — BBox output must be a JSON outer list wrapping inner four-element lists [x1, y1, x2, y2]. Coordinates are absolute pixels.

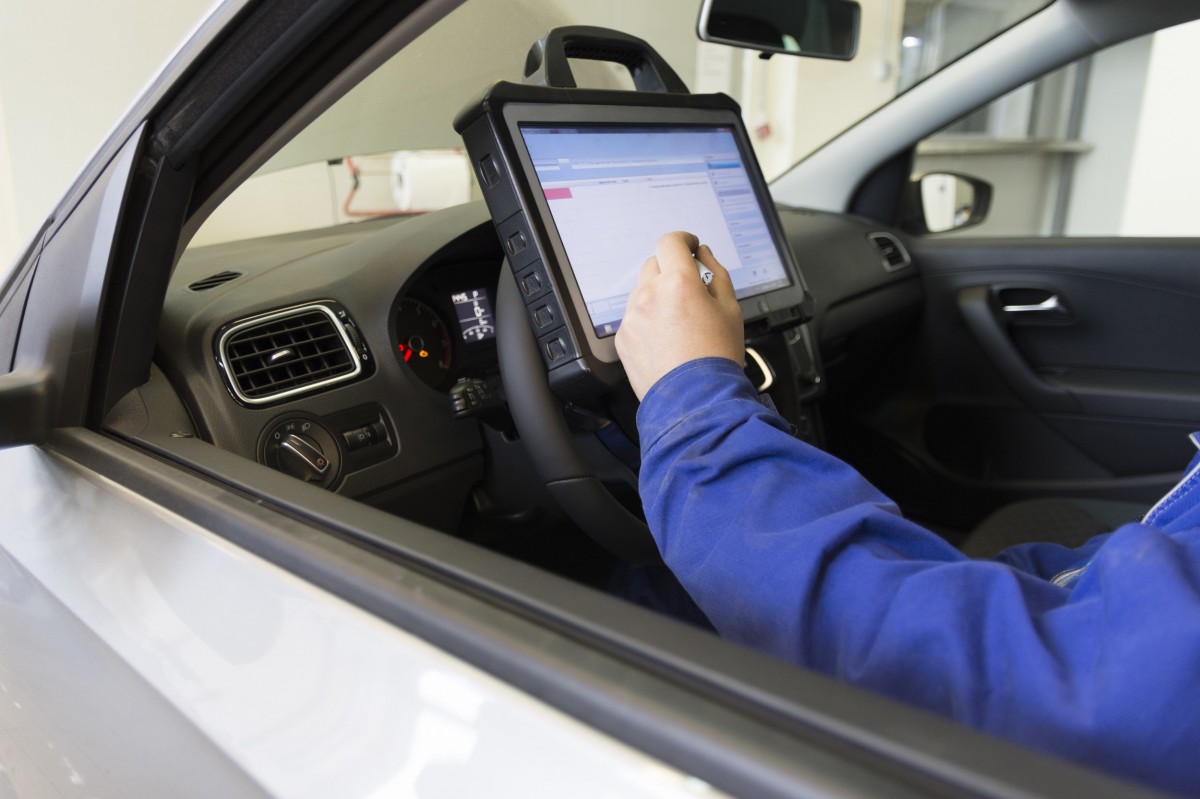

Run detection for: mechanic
[[614, 231, 1200, 794]]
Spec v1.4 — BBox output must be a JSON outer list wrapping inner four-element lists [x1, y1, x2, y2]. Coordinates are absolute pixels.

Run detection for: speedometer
[[394, 298, 452, 388]]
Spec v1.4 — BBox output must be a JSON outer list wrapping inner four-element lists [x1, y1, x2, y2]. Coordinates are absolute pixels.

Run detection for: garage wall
[[3, 3, 1199, 270], [1061, 36, 1153, 236], [743, 6, 906, 180], [0, 89, 19, 272], [1118, 19, 1200, 236], [0, 0, 215, 275]]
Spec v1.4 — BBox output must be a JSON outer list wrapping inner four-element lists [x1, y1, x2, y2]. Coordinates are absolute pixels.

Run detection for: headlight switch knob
[[278, 433, 330, 481], [261, 418, 340, 488]]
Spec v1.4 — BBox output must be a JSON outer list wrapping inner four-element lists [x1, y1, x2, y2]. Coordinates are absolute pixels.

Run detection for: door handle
[[957, 286, 1079, 413], [1002, 294, 1065, 315]]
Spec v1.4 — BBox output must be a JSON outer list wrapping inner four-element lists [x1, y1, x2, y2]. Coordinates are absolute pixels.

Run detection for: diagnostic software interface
[[520, 125, 791, 338]]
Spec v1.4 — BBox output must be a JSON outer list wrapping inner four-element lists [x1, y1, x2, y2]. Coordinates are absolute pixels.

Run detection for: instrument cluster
[[391, 260, 501, 392]]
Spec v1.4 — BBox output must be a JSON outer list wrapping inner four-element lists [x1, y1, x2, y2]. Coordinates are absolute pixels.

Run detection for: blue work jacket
[[637, 358, 1200, 795]]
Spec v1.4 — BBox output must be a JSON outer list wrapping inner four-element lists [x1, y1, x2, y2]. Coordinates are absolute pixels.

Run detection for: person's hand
[[615, 231, 744, 400]]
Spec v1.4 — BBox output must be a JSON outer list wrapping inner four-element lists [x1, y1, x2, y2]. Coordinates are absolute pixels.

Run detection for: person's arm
[[635, 356, 1013, 668], [619, 233, 1200, 793], [989, 534, 1111, 580], [636, 355, 1200, 792]]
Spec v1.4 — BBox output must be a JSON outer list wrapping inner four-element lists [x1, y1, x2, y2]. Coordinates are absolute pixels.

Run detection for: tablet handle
[[523, 26, 689, 94]]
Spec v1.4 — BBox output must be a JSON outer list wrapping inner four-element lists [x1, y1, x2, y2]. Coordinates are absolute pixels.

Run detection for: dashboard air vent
[[189, 270, 242, 291], [866, 232, 911, 272], [218, 305, 361, 404]]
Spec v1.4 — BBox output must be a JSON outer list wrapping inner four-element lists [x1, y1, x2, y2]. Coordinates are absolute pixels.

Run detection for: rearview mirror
[[697, 0, 860, 61]]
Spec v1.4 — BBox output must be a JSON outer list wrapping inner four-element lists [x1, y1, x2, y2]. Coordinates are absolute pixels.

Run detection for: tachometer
[[394, 298, 452, 387]]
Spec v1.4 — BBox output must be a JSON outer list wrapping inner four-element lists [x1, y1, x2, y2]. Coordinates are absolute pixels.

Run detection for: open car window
[[914, 19, 1200, 237]]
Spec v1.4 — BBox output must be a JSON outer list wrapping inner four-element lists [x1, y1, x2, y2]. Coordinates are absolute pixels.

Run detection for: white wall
[[1118, 19, 1200, 236], [747, 0, 905, 180], [0, 89, 21, 269], [4, 1, 1198, 264], [0, 0, 216, 273], [1056, 19, 1200, 237], [1062, 36, 1153, 236]]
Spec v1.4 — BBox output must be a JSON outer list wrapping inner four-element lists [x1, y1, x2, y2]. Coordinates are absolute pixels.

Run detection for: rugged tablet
[[455, 28, 811, 398]]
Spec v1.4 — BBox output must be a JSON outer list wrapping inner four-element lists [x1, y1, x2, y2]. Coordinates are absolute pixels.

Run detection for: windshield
[[193, 0, 1052, 246]]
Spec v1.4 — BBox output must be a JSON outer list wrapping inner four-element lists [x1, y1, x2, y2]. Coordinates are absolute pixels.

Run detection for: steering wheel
[[496, 261, 660, 563]]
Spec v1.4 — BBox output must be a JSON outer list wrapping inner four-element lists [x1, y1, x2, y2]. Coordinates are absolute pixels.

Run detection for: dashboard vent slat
[[219, 305, 362, 404], [866, 232, 912, 272], [189, 270, 242, 291]]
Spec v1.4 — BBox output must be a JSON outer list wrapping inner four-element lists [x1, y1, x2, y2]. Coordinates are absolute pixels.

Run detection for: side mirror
[[697, 0, 860, 61], [902, 172, 993, 235]]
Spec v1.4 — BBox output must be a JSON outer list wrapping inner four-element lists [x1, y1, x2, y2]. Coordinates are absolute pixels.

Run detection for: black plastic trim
[[0, 226, 46, 376], [163, 0, 354, 167], [0, 369, 52, 447], [14, 127, 146, 431], [90, 155, 196, 426], [848, 147, 913, 226]]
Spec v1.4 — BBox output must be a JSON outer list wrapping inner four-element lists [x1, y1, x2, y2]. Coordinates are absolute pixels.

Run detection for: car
[[1, 0, 1197, 796]]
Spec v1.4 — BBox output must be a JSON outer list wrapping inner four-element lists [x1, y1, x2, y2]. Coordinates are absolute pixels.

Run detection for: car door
[[835, 38, 1200, 532]]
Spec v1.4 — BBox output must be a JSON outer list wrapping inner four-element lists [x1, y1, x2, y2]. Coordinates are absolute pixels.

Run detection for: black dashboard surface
[[155, 200, 920, 521]]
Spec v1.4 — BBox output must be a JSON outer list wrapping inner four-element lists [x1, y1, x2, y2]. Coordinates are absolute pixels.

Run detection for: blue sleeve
[[990, 533, 1110, 580], [636, 358, 1200, 794]]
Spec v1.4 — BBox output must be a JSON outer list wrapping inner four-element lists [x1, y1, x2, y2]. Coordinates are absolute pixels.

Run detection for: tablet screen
[[520, 125, 792, 338]]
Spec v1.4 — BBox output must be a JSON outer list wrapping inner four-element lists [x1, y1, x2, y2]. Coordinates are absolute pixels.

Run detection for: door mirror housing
[[697, 0, 860, 61], [902, 172, 993, 235]]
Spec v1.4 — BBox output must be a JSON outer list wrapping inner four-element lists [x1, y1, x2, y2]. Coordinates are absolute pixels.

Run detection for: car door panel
[[1, 435, 755, 799], [0, 443, 275, 798], [897, 237, 1200, 520]]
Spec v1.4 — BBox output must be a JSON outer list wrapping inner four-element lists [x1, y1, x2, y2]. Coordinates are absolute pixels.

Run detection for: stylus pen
[[694, 257, 714, 286]]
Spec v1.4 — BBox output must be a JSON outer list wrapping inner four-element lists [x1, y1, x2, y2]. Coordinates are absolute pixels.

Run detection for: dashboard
[[146, 200, 920, 536]]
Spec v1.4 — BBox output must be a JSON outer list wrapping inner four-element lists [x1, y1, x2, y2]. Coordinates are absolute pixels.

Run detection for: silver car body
[[0, 442, 724, 798]]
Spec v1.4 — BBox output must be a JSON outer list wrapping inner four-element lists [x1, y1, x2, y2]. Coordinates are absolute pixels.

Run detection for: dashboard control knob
[[278, 433, 330, 481], [260, 417, 341, 488]]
